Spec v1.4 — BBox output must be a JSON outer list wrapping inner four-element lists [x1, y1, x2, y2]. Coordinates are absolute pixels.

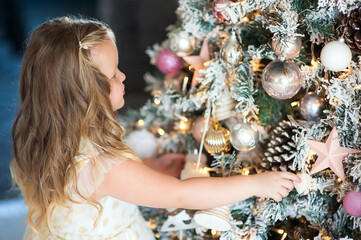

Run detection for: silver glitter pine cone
[[337, 7, 361, 55], [261, 120, 303, 172]]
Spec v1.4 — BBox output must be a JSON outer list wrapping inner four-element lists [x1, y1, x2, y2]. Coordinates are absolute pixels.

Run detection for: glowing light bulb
[[137, 119, 144, 127], [277, 229, 284, 234], [200, 167, 208, 173], [281, 233, 288, 240], [329, 98, 339, 105], [203, 60, 212, 67], [179, 118, 190, 130], [157, 128, 165, 136], [182, 77, 189, 93], [154, 98, 161, 105], [211, 229, 217, 236], [311, 59, 316, 66], [242, 16, 249, 22], [291, 101, 299, 107]]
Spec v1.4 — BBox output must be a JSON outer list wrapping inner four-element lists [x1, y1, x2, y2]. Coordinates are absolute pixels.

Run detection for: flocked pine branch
[[267, 0, 304, 42], [199, 59, 228, 105], [230, 58, 259, 114], [144, 72, 165, 93], [317, 0, 361, 14], [177, 0, 220, 39]]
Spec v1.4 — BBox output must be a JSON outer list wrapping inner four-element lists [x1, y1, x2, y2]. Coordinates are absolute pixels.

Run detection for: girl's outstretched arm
[[97, 159, 301, 209]]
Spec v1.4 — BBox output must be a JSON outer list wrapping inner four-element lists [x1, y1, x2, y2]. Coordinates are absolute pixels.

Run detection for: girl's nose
[[119, 70, 126, 82]]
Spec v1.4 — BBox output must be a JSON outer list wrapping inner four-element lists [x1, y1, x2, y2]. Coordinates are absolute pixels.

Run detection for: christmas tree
[[120, 0, 361, 239]]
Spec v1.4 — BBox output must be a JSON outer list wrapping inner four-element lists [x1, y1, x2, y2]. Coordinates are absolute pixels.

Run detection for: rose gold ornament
[[192, 117, 212, 142]]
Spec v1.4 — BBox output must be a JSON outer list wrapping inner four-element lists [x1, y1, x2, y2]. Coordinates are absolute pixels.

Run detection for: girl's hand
[[252, 171, 302, 202]]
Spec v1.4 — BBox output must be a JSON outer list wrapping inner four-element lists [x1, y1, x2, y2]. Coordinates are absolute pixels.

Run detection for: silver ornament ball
[[272, 36, 302, 60], [262, 60, 302, 99], [230, 123, 258, 152], [220, 29, 244, 68], [299, 92, 326, 121], [168, 29, 196, 57]]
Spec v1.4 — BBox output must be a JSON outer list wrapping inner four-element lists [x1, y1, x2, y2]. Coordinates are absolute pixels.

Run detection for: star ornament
[[307, 127, 361, 181], [183, 40, 210, 87]]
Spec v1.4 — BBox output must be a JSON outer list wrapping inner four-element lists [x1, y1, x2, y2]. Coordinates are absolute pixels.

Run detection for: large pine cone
[[261, 120, 302, 172], [337, 7, 361, 55]]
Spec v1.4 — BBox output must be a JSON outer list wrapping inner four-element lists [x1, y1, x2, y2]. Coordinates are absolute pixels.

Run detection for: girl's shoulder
[[71, 140, 125, 199]]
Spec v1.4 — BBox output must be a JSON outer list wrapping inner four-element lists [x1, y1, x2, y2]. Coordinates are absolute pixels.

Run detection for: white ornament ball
[[124, 129, 157, 159], [320, 40, 352, 72]]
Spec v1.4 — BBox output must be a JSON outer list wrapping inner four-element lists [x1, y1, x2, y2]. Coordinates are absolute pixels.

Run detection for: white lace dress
[[23, 144, 155, 240]]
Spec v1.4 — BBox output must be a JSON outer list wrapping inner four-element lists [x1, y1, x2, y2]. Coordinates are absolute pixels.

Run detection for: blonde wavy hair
[[10, 16, 140, 235]]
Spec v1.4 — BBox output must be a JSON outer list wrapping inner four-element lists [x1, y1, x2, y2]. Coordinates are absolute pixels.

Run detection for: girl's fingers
[[273, 193, 282, 202], [281, 179, 294, 191], [279, 187, 289, 198], [281, 172, 302, 183]]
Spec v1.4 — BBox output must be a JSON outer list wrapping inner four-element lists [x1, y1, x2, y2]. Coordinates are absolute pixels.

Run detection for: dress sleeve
[[73, 154, 125, 199]]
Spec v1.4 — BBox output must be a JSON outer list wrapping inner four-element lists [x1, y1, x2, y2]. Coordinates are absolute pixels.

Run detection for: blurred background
[[0, 0, 177, 238]]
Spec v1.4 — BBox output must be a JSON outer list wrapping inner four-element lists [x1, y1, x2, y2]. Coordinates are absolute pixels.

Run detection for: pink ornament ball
[[156, 48, 184, 74], [343, 190, 361, 217]]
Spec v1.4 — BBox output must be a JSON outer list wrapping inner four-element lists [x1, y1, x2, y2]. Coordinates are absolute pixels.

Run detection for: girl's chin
[[113, 101, 125, 111]]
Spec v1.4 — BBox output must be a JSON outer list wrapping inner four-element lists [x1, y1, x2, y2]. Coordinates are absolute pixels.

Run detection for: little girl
[[11, 16, 301, 240]]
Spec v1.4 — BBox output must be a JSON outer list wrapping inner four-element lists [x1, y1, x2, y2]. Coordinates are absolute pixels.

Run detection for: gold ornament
[[204, 122, 231, 154]]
